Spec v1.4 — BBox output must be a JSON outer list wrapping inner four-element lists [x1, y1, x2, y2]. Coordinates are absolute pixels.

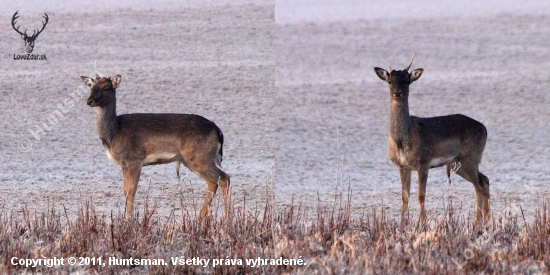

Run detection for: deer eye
[[388, 81, 392, 85]]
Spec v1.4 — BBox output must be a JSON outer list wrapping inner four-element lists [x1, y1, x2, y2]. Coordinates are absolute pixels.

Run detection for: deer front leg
[[122, 161, 142, 216], [417, 167, 429, 225], [399, 167, 411, 221]]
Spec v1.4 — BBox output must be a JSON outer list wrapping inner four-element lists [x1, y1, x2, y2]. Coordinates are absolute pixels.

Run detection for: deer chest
[[388, 138, 419, 169], [105, 148, 123, 166]]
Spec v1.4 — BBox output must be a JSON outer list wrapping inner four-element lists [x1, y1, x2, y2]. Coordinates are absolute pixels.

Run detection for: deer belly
[[142, 153, 178, 166], [429, 156, 454, 168]]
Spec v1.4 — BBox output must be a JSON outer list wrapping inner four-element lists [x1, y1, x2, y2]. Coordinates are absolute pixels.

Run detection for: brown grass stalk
[[0, 192, 548, 274]]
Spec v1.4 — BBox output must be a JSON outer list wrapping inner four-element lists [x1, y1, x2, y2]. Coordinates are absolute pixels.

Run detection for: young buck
[[374, 55, 490, 224], [81, 71, 230, 219]]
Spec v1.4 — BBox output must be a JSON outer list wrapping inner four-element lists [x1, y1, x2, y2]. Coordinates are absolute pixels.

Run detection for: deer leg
[[479, 172, 490, 221], [455, 164, 484, 224], [198, 180, 218, 219], [399, 167, 411, 220], [196, 166, 230, 220], [122, 161, 142, 216], [417, 167, 429, 225], [218, 171, 231, 218]]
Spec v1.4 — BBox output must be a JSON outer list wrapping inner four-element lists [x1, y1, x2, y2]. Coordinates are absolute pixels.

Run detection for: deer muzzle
[[87, 97, 98, 107]]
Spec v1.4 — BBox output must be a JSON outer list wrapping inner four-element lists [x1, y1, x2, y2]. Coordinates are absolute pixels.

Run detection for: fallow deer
[[374, 55, 490, 224], [81, 68, 230, 219]]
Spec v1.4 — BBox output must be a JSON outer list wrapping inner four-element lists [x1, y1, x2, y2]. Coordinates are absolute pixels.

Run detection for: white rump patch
[[142, 152, 177, 165]]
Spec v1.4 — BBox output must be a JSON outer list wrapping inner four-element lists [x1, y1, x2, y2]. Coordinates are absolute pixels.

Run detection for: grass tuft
[[0, 191, 549, 274]]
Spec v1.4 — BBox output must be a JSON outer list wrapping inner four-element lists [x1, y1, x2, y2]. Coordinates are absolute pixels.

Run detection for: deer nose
[[394, 90, 403, 97], [87, 98, 94, 106]]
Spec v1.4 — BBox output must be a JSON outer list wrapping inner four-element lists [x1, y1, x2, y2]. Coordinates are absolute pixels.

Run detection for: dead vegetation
[[0, 190, 548, 274]]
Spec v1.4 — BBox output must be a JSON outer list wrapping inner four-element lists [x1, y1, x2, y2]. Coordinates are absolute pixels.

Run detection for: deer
[[374, 55, 490, 224], [80, 66, 230, 220], [11, 11, 49, 53]]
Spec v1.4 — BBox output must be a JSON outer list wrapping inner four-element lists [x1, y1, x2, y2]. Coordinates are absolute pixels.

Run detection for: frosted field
[[0, 1, 274, 218], [275, 1, 550, 219], [1, 0, 550, 222]]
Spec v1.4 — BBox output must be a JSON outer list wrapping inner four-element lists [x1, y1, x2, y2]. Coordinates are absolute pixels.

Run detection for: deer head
[[11, 11, 49, 53], [374, 55, 424, 101], [81, 75, 122, 107]]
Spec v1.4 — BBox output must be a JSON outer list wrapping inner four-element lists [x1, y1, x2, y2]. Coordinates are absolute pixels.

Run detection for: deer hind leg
[[399, 167, 412, 221], [454, 162, 486, 224], [417, 167, 429, 225], [479, 172, 490, 220], [122, 161, 142, 216], [195, 165, 230, 220], [198, 177, 217, 219]]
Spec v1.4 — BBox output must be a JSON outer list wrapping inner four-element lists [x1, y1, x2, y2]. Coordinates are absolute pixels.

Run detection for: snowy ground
[[275, 2, 550, 220], [1, 1, 549, 223], [0, 1, 274, 218]]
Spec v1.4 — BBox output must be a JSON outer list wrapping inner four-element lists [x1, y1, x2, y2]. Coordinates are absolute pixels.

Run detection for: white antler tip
[[405, 54, 416, 71], [94, 60, 99, 79]]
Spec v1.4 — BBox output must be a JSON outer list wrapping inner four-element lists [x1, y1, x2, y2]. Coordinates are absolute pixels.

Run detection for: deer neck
[[96, 98, 119, 148], [389, 99, 412, 142]]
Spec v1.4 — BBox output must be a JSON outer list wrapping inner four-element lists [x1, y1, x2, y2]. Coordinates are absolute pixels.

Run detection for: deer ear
[[80, 76, 96, 88], [374, 67, 390, 82], [112, 75, 121, 89], [410, 68, 423, 83]]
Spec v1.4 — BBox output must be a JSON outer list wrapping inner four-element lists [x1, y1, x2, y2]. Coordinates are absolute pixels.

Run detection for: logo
[[11, 10, 48, 60]]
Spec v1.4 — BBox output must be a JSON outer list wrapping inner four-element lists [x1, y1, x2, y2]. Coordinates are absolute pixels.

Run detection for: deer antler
[[11, 11, 27, 37], [94, 60, 99, 79], [405, 54, 415, 71], [389, 66, 394, 72]]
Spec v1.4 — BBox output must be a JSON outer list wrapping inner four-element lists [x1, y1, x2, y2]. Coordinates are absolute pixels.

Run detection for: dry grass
[[0, 189, 549, 274]]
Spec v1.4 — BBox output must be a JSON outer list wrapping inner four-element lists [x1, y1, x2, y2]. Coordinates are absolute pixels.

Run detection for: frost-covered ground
[[1, 1, 550, 223], [0, 1, 274, 218], [275, 2, 550, 220]]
